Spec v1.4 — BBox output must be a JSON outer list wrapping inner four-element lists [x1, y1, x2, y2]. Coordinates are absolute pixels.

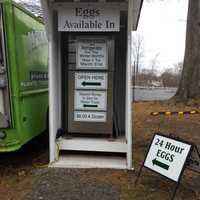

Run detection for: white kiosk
[[41, 0, 143, 169]]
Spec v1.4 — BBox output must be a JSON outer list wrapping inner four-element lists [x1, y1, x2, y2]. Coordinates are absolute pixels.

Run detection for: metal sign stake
[[134, 161, 144, 187], [171, 183, 180, 200], [187, 144, 200, 174]]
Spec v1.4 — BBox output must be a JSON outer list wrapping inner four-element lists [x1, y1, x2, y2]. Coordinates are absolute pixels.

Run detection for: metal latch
[[0, 77, 7, 88]]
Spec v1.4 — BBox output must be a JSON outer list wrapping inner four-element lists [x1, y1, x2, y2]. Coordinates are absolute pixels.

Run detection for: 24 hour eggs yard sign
[[144, 134, 192, 182]]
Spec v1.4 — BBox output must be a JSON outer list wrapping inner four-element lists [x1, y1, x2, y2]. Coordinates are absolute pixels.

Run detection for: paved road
[[133, 87, 177, 101]]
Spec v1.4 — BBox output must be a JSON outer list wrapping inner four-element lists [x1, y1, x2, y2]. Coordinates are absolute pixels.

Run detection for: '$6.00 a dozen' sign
[[144, 134, 192, 182]]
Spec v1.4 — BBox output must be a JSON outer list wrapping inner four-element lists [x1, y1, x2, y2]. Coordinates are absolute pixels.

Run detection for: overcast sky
[[136, 0, 189, 72], [15, 0, 188, 73]]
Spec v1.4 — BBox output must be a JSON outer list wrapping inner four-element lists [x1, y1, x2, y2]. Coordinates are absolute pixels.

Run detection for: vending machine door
[[67, 36, 115, 135]]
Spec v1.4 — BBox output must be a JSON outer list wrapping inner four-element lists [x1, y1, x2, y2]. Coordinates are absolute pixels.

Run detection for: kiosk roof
[[44, 0, 143, 30]]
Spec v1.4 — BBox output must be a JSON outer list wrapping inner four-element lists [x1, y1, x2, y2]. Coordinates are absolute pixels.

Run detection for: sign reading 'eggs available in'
[[58, 6, 120, 32]]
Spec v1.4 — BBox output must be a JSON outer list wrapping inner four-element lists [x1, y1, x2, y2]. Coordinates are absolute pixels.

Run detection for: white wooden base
[[59, 137, 127, 153], [50, 154, 127, 169], [49, 137, 130, 169]]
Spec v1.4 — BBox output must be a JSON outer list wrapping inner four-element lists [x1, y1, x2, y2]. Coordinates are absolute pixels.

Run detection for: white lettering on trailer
[[74, 111, 107, 122], [144, 134, 192, 182], [23, 31, 47, 52], [74, 90, 107, 111], [75, 72, 108, 89]]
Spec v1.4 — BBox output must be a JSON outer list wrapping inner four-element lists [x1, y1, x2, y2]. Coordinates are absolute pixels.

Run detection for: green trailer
[[0, 0, 48, 152]]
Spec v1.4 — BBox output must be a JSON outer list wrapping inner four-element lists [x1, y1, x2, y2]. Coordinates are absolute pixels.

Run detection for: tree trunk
[[175, 0, 200, 100]]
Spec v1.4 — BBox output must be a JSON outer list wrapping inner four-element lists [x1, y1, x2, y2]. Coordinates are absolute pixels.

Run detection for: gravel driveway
[[25, 168, 129, 200]]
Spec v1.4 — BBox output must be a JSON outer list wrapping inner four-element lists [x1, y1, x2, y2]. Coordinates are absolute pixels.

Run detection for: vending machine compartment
[[64, 35, 115, 135]]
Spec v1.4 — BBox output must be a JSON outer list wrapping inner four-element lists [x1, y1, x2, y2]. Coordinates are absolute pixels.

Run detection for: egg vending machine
[[41, 0, 144, 169], [67, 36, 114, 135]]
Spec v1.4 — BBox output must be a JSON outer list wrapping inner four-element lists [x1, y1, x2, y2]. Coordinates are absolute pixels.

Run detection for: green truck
[[0, 0, 48, 152]]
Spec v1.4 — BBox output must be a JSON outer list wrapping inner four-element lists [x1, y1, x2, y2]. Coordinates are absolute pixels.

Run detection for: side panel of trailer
[[0, 1, 48, 152]]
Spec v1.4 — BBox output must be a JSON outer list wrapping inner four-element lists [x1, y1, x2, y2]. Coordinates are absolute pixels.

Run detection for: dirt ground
[[0, 101, 200, 200]]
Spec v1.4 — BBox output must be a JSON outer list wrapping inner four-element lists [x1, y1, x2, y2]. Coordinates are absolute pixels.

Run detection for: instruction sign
[[144, 134, 192, 182], [77, 39, 107, 69], [74, 90, 107, 111], [75, 72, 107, 90], [58, 6, 120, 32], [74, 111, 106, 122]]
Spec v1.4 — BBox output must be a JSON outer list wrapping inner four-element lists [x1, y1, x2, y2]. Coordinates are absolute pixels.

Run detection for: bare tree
[[173, 62, 183, 75], [146, 0, 199, 100], [175, 0, 200, 100], [147, 53, 160, 85], [132, 33, 145, 85], [161, 68, 181, 88], [150, 53, 160, 75]]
